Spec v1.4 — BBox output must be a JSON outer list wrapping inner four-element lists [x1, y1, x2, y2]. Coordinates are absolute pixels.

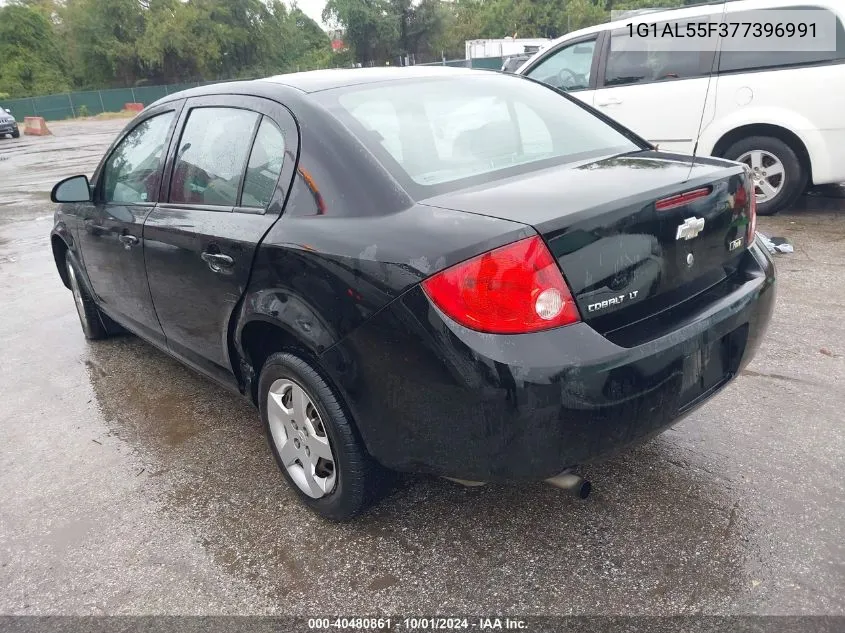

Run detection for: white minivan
[[517, 0, 845, 214]]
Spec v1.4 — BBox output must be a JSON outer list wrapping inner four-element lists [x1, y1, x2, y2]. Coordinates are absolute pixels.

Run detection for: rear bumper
[[322, 241, 776, 481]]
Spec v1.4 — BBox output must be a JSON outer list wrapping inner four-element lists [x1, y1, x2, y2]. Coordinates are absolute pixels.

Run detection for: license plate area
[[679, 324, 748, 411]]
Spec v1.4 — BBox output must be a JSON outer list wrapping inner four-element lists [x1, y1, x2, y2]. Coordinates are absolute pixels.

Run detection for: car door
[[75, 104, 182, 344], [143, 95, 298, 387], [521, 34, 602, 106], [591, 20, 716, 155]]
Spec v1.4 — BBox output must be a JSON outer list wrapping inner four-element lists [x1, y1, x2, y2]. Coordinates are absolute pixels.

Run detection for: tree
[[0, 4, 70, 98], [323, 0, 399, 65], [402, 0, 446, 62], [61, 0, 146, 88]]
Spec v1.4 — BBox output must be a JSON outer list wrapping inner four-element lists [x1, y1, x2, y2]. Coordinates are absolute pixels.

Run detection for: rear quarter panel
[[233, 100, 531, 401]]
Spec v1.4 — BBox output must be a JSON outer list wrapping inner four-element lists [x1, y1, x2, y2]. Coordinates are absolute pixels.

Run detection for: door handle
[[201, 251, 234, 273], [118, 234, 139, 249], [596, 97, 623, 107]]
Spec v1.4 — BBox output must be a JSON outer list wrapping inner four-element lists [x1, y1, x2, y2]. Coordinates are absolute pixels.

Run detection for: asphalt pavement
[[0, 120, 843, 616]]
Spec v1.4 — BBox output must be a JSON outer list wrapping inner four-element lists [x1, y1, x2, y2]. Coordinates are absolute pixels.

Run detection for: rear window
[[316, 75, 641, 191], [718, 9, 845, 72], [718, 7, 845, 73]]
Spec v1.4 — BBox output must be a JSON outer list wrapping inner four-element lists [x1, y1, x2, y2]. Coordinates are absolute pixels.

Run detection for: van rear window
[[718, 7, 845, 72]]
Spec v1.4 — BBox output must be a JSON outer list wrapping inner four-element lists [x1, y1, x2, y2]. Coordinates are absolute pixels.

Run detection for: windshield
[[316, 74, 642, 194]]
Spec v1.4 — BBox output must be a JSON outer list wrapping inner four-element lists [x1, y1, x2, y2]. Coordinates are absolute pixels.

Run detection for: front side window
[[169, 107, 259, 206], [320, 75, 641, 191], [241, 118, 286, 209], [102, 112, 174, 204], [525, 39, 597, 91], [605, 24, 704, 87]]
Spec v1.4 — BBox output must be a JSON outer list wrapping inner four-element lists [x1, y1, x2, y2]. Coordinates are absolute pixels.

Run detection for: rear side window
[[718, 8, 845, 73], [605, 23, 707, 86], [241, 118, 285, 209], [169, 107, 259, 206], [321, 75, 640, 190], [102, 112, 174, 204]]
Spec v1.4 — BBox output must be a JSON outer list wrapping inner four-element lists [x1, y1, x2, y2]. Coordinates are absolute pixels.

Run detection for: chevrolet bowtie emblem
[[676, 216, 705, 240]]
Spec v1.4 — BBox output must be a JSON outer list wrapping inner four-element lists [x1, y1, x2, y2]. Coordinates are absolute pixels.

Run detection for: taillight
[[747, 182, 757, 245], [736, 174, 757, 246], [421, 235, 581, 334]]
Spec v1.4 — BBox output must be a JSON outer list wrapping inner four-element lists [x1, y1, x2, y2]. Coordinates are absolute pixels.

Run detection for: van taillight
[[736, 176, 757, 246], [421, 236, 581, 334], [747, 183, 757, 245]]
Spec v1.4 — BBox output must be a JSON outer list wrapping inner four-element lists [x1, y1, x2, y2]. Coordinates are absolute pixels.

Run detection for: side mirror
[[3, 108, 10, 114], [51, 175, 92, 203]]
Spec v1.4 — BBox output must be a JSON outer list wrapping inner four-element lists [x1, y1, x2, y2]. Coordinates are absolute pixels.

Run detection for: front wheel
[[723, 135, 806, 216], [11, 129, 20, 139], [259, 352, 391, 521]]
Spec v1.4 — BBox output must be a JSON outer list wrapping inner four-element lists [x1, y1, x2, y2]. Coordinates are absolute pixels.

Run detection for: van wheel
[[65, 252, 110, 340], [723, 136, 806, 216], [259, 352, 391, 521]]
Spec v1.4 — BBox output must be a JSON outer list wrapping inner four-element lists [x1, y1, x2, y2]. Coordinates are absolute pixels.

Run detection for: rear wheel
[[723, 135, 806, 216], [259, 352, 390, 520], [65, 252, 109, 340]]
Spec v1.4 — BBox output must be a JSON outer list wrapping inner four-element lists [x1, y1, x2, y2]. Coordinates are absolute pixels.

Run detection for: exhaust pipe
[[545, 472, 591, 499]]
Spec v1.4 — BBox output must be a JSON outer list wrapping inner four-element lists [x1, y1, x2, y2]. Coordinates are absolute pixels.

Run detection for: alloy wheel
[[737, 149, 785, 203]]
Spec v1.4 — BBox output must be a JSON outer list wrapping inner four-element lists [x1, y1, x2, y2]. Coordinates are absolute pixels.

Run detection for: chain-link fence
[[0, 58, 505, 122]]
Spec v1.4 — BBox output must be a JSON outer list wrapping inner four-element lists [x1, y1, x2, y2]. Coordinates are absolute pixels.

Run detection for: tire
[[723, 135, 806, 216], [65, 252, 109, 340], [11, 129, 20, 138], [259, 351, 391, 521]]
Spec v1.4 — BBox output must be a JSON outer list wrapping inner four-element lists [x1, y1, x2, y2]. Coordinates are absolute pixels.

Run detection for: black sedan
[[49, 67, 774, 520]]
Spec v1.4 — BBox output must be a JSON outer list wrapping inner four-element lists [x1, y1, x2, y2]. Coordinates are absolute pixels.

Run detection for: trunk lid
[[421, 151, 754, 337]]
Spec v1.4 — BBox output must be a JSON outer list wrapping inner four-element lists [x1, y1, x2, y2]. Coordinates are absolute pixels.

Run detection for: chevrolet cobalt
[[49, 68, 775, 520]]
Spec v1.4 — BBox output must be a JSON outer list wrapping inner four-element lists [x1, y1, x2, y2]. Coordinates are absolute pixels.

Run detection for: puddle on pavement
[[81, 333, 757, 614]]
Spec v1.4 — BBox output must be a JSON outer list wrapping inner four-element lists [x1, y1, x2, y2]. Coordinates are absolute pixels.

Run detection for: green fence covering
[[0, 82, 204, 121], [0, 59, 505, 121]]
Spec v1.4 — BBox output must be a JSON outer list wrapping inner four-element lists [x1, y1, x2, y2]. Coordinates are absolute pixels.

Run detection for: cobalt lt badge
[[676, 216, 705, 240]]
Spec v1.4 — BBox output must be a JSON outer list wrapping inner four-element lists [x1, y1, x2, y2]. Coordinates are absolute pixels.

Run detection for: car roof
[[146, 67, 500, 111], [261, 66, 493, 94]]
